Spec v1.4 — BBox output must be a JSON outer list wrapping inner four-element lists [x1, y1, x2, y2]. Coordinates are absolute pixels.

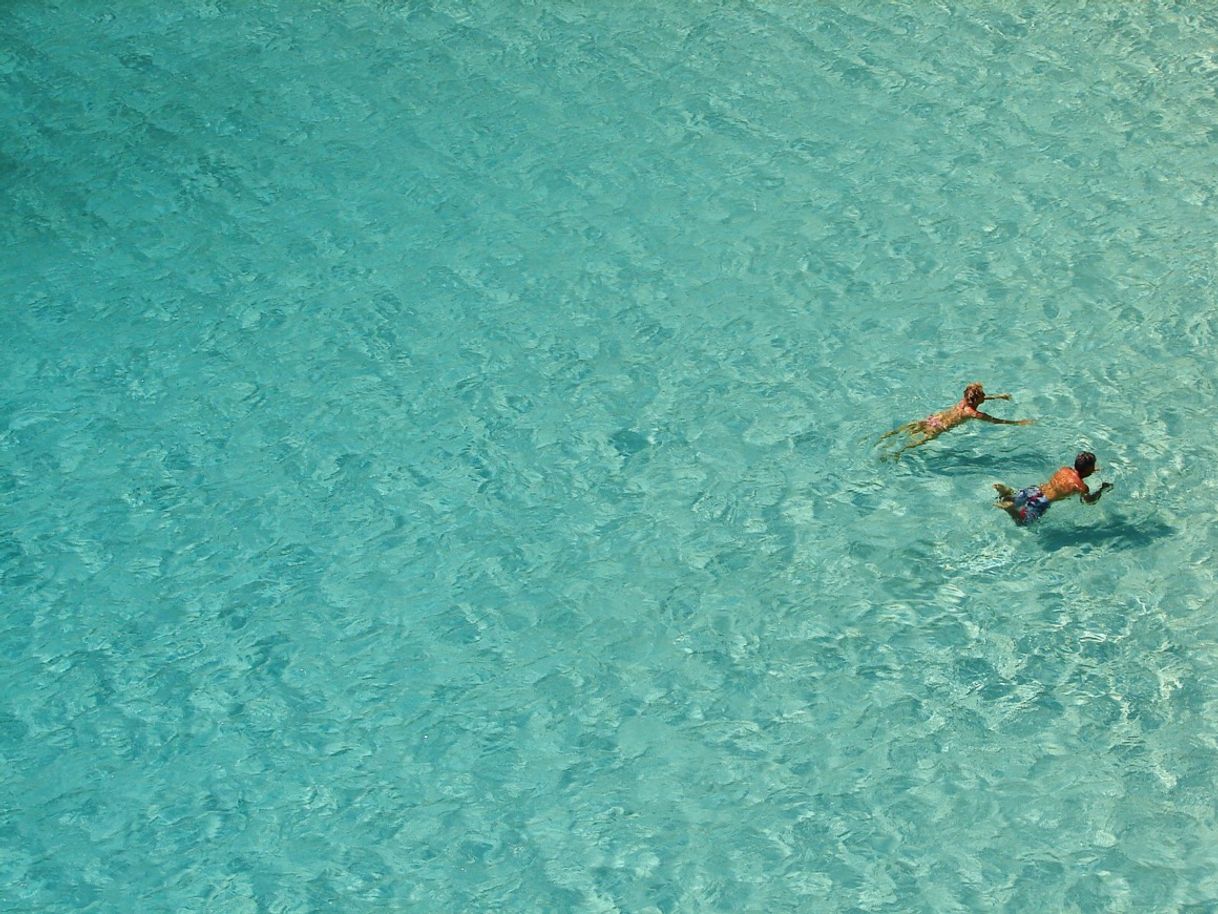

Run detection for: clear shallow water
[[4, 1, 1218, 910]]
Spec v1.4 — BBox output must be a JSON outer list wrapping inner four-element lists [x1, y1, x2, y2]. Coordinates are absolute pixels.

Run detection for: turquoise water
[[4, 1, 1218, 910]]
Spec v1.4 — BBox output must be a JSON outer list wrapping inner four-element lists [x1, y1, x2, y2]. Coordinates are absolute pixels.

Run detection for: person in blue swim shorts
[[993, 451, 1113, 525]]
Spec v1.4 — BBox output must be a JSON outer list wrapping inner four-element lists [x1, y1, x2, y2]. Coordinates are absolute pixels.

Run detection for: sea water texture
[[3, 2, 1218, 912]]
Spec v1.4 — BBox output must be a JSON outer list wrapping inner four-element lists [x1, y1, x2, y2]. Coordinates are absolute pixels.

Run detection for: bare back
[[1040, 466, 1089, 502], [923, 400, 979, 434]]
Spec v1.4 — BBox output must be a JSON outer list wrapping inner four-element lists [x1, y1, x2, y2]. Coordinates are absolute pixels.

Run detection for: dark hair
[[1075, 451, 1096, 473]]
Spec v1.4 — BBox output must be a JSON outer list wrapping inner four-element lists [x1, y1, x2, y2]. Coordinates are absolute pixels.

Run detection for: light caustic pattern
[[3, 2, 1218, 911]]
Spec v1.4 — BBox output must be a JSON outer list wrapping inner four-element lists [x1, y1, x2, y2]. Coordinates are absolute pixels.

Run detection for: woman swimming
[[878, 382, 1034, 459]]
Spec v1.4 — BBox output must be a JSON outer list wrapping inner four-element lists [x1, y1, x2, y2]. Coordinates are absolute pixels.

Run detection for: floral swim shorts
[[1013, 486, 1051, 525]]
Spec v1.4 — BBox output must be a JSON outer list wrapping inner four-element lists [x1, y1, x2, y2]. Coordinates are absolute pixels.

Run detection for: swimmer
[[993, 451, 1113, 525], [878, 382, 1034, 459]]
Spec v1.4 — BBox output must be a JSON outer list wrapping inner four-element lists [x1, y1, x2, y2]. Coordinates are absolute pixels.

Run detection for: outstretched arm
[[975, 411, 1034, 426], [1081, 482, 1113, 504], [983, 393, 1012, 401]]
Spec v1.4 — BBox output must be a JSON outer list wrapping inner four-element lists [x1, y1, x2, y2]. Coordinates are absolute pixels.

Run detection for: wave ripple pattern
[[4, 2, 1218, 912]]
